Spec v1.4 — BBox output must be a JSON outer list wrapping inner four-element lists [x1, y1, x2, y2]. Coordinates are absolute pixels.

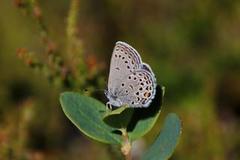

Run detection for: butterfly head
[[105, 89, 122, 107]]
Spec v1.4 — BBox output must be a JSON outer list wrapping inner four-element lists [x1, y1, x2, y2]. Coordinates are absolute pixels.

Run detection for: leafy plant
[[60, 85, 182, 160], [14, 1, 182, 159]]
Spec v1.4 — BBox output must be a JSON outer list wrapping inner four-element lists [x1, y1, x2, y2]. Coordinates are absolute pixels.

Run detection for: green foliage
[[103, 85, 165, 142], [60, 92, 122, 144], [128, 86, 164, 141], [60, 85, 181, 159], [103, 106, 134, 129], [3, 0, 239, 159], [142, 113, 182, 160]]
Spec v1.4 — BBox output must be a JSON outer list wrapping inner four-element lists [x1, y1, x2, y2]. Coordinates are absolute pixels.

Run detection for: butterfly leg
[[106, 102, 113, 110]]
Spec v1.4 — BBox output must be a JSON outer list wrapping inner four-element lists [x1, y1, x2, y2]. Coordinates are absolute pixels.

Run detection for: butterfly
[[105, 41, 156, 108]]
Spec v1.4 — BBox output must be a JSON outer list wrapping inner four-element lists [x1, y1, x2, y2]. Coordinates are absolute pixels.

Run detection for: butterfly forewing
[[108, 41, 142, 95]]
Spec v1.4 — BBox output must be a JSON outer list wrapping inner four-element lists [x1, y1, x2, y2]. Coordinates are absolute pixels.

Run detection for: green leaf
[[60, 92, 122, 144], [128, 85, 165, 141], [142, 113, 182, 160], [103, 106, 134, 129]]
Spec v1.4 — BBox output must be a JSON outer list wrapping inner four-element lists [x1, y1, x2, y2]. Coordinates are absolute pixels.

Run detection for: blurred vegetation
[[0, 0, 240, 159]]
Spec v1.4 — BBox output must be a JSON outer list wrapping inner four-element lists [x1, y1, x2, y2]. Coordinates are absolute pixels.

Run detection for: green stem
[[120, 129, 132, 160], [67, 0, 79, 40], [66, 0, 86, 87]]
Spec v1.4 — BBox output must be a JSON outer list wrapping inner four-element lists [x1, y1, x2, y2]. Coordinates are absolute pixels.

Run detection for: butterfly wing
[[117, 64, 156, 107], [107, 41, 142, 96]]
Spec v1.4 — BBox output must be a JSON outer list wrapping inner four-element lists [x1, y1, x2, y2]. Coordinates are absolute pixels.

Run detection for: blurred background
[[0, 0, 240, 159]]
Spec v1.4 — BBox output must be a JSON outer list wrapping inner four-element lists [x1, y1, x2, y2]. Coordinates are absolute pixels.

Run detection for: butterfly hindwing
[[117, 67, 156, 107]]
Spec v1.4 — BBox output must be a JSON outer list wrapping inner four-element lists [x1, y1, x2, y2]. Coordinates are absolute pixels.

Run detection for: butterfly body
[[106, 41, 156, 108]]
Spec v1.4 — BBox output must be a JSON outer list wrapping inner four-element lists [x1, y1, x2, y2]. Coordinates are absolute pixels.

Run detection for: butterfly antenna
[[80, 88, 106, 94]]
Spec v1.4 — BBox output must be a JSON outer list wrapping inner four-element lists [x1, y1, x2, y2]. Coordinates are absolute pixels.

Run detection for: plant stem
[[121, 129, 132, 160], [66, 0, 87, 87]]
